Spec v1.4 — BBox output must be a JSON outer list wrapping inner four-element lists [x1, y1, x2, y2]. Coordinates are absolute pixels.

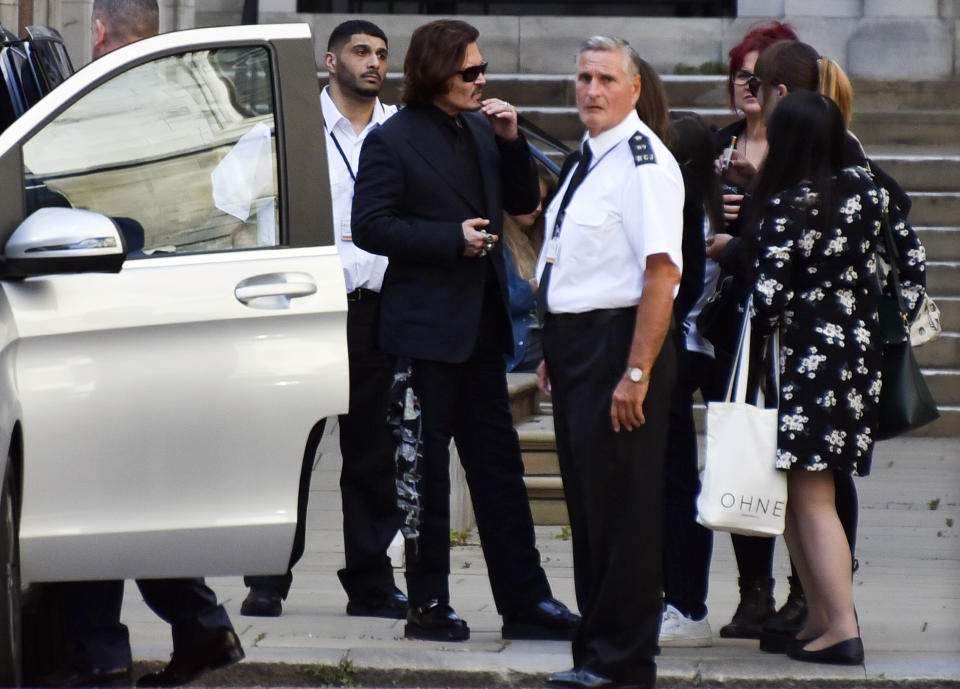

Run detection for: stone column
[[848, 0, 952, 78]]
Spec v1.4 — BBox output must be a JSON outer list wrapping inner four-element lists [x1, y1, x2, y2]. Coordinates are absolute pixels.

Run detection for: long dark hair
[[402, 19, 479, 107], [669, 111, 723, 234], [635, 57, 672, 149], [749, 92, 846, 245]]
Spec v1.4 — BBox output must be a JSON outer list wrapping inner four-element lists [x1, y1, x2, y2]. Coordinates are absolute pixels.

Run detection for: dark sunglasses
[[746, 75, 762, 98], [456, 61, 488, 83]]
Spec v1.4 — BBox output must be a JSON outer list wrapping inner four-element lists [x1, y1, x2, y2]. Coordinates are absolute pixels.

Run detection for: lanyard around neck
[[327, 128, 356, 182]]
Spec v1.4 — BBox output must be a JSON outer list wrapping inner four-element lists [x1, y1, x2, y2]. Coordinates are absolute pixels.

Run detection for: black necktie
[[535, 143, 593, 324]]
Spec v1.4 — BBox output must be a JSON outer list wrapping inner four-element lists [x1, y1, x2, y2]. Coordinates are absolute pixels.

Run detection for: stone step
[[522, 450, 560, 476], [851, 111, 960, 147], [915, 333, 960, 368], [871, 156, 960, 193], [852, 80, 960, 112], [517, 106, 960, 152], [915, 227, 960, 261], [934, 296, 960, 327], [507, 372, 540, 424], [923, 368, 960, 407], [928, 262, 960, 297], [908, 193, 960, 229]]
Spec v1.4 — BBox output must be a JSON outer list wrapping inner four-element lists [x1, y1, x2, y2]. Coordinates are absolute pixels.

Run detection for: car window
[[22, 46, 279, 256]]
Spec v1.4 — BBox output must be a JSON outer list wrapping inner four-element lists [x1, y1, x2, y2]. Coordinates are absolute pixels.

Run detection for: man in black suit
[[351, 18, 578, 643]]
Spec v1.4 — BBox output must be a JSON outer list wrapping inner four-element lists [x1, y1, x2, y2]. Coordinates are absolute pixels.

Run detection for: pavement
[[122, 425, 960, 687]]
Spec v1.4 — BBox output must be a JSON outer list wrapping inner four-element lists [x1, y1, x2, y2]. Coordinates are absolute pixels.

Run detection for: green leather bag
[[874, 217, 939, 440]]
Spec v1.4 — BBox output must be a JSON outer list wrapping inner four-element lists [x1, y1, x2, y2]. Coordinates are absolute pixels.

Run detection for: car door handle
[[235, 272, 317, 308]]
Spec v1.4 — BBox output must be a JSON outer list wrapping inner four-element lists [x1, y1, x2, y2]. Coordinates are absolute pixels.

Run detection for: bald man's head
[[91, 0, 159, 59]]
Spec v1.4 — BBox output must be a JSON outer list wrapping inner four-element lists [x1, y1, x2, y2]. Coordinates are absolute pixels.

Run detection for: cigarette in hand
[[721, 136, 737, 170]]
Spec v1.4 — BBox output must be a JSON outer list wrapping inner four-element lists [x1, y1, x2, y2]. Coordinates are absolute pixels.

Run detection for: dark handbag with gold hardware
[[875, 215, 939, 440]]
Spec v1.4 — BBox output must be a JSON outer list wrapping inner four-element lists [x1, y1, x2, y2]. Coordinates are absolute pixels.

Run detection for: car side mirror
[[2, 207, 127, 278]]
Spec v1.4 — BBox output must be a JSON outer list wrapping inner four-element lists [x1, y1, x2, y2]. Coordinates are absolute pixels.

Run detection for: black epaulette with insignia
[[629, 132, 657, 166]]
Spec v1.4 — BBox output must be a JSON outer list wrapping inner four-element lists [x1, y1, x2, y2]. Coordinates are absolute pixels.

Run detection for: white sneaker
[[659, 603, 713, 647]]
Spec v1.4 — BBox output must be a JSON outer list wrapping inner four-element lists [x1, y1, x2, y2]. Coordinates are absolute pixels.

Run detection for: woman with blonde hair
[[502, 168, 557, 372]]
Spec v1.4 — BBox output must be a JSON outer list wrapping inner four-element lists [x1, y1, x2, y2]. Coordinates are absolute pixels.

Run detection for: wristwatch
[[627, 367, 648, 384]]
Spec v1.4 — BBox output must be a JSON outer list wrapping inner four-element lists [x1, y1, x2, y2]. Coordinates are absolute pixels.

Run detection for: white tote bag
[[696, 301, 787, 536]]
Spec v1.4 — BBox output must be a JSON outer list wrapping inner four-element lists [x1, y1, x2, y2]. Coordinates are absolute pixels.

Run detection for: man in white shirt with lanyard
[[240, 19, 406, 621], [537, 36, 684, 689]]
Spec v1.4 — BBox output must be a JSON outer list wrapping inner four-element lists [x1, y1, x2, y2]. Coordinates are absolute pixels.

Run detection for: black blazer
[[351, 106, 540, 363]]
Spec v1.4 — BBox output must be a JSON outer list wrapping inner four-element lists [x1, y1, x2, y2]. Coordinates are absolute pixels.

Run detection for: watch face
[[629, 368, 643, 382]]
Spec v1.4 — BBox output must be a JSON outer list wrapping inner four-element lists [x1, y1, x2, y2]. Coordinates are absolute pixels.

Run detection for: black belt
[[544, 306, 635, 328], [346, 287, 380, 302]]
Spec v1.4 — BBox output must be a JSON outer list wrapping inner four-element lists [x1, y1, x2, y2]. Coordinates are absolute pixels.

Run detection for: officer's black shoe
[[503, 598, 580, 640], [759, 576, 808, 653], [240, 586, 283, 617], [404, 599, 470, 641], [346, 586, 408, 619], [719, 576, 775, 639], [137, 628, 244, 687]]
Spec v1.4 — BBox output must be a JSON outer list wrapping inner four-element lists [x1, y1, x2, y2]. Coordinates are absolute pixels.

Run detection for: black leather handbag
[[696, 274, 748, 357], [875, 216, 939, 440]]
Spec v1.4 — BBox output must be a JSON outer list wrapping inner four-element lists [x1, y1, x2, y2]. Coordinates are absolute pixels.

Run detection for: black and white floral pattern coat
[[752, 165, 925, 476]]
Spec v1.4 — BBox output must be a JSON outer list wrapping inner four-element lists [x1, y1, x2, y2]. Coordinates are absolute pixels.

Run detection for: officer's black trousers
[[544, 308, 676, 686]]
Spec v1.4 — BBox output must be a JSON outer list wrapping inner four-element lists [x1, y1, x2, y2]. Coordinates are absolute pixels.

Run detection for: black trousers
[[405, 292, 551, 613], [336, 296, 404, 599], [51, 578, 231, 671], [662, 340, 724, 619], [544, 308, 676, 685]]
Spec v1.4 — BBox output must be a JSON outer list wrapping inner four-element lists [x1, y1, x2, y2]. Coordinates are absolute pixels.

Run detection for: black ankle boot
[[719, 576, 775, 639], [759, 575, 808, 653]]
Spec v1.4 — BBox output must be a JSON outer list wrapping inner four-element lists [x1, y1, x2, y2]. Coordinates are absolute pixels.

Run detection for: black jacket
[[351, 106, 540, 363]]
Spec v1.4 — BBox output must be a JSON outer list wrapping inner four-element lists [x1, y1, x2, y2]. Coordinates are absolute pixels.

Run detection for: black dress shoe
[[137, 628, 245, 687], [346, 587, 408, 619], [545, 668, 653, 689], [240, 586, 283, 617], [787, 637, 864, 666], [35, 665, 132, 688], [503, 597, 580, 640], [404, 599, 470, 641]]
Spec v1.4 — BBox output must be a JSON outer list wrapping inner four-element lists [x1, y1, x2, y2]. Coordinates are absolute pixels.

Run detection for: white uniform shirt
[[536, 110, 684, 313], [321, 86, 397, 293]]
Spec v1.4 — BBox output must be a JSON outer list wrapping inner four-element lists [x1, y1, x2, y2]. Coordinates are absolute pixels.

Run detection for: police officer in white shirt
[[538, 37, 684, 689], [240, 20, 406, 621]]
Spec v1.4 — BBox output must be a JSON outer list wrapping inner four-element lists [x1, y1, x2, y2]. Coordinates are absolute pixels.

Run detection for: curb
[[133, 660, 960, 688]]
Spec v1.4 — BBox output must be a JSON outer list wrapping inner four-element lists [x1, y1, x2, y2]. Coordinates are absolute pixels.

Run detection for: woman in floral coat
[[749, 91, 884, 666]]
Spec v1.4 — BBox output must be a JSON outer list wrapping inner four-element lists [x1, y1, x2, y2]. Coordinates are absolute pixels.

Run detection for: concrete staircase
[[492, 74, 960, 523]]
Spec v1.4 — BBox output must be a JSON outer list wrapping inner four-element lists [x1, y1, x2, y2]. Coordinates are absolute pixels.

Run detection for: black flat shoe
[[404, 599, 470, 641], [240, 587, 283, 617], [759, 629, 802, 654], [346, 587, 408, 619], [137, 628, 244, 687], [503, 597, 580, 640], [787, 637, 864, 666]]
